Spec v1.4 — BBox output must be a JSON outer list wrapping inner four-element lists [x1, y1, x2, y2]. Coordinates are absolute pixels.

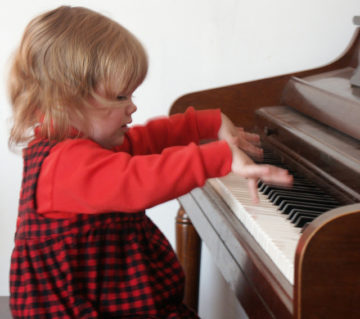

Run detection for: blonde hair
[[8, 6, 148, 146]]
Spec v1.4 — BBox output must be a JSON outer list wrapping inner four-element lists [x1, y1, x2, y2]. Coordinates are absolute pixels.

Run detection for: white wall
[[1, 0, 359, 317]]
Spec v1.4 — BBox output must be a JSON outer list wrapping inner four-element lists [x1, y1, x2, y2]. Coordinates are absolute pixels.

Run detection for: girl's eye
[[116, 95, 127, 101]]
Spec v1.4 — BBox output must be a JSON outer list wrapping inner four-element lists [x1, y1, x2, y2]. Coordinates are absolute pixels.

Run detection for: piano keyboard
[[208, 151, 341, 284]]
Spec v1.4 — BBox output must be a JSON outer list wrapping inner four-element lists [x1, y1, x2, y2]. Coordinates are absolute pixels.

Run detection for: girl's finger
[[241, 165, 293, 187], [242, 131, 261, 143], [237, 141, 263, 160], [247, 178, 259, 204]]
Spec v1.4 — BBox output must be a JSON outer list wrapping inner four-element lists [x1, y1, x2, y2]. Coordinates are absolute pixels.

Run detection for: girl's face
[[83, 87, 137, 149]]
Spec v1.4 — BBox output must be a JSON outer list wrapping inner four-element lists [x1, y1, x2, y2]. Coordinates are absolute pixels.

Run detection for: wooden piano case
[[170, 29, 360, 318]]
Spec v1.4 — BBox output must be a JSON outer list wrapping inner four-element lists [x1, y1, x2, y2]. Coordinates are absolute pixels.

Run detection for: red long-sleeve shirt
[[36, 107, 232, 218]]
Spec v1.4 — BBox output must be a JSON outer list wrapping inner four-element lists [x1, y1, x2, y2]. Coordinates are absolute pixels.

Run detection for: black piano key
[[274, 197, 338, 209], [272, 190, 338, 201], [268, 189, 331, 200], [271, 194, 339, 206], [290, 211, 321, 224], [301, 223, 310, 232], [281, 202, 337, 214], [262, 185, 322, 196], [295, 216, 314, 228], [264, 180, 326, 194], [264, 179, 320, 189], [288, 208, 323, 220], [267, 188, 328, 201]]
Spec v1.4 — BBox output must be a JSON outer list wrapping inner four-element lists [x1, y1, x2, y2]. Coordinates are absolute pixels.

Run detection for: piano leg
[[175, 206, 202, 313]]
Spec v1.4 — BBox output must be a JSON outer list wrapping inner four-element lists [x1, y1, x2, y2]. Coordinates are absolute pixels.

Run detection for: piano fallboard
[[255, 105, 360, 203], [281, 67, 360, 141]]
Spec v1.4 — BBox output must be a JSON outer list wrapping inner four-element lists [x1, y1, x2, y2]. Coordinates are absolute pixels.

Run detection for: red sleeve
[[114, 106, 222, 155], [37, 138, 232, 215]]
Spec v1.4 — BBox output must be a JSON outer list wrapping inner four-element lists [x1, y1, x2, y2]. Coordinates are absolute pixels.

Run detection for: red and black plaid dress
[[10, 140, 198, 319]]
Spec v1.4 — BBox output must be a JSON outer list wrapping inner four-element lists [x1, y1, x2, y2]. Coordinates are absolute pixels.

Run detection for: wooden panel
[[294, 204, 360, 319]]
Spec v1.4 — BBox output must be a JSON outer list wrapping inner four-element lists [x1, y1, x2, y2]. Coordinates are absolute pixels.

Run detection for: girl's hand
[[218, 113, 263, 160], [229, 144, 293, 203]]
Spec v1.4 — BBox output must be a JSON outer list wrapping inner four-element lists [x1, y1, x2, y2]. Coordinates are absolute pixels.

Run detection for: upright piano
[[170, 22, 360, 319]]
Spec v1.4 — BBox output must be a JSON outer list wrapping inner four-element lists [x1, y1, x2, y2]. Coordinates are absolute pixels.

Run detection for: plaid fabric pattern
[[10, 140, 198, 318]]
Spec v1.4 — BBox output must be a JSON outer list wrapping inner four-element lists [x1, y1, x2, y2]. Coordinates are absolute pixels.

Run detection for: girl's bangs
[[100, 34, 148, 102]]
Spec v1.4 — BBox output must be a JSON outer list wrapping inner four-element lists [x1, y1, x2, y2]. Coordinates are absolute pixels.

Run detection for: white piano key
[[208, 173, 301, 284]]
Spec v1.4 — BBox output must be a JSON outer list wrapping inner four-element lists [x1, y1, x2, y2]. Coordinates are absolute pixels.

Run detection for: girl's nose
[[126, 102, 137, 116]]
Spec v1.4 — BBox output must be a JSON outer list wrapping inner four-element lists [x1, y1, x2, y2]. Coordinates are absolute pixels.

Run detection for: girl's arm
[[37, 138, 232, 214], [114, 107, 222, 155], [117, 107, 264, 161]]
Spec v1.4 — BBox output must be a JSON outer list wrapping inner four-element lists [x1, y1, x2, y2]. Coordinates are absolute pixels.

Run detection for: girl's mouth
[[121, 124, 129, 132]]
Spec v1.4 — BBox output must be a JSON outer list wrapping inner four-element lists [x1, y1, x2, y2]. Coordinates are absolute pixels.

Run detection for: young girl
[[8, 6, 292, 319]]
